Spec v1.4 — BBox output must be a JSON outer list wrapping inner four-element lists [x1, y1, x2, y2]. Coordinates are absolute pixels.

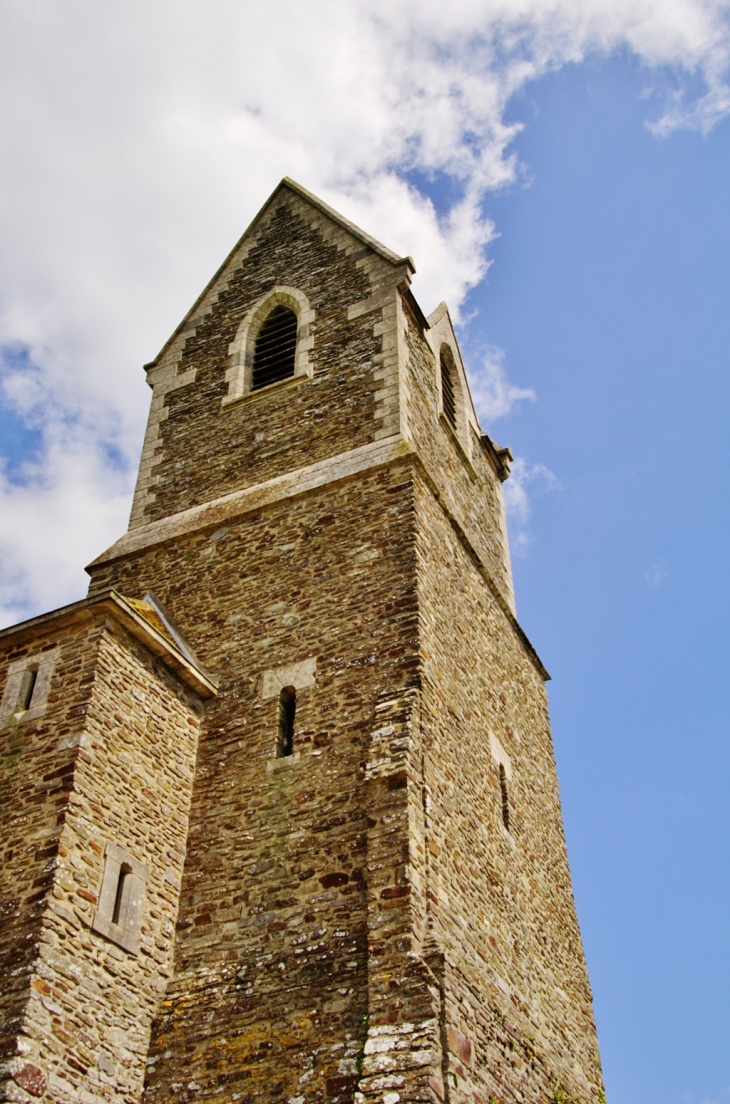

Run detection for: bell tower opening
[[252, 304, 297, 389]]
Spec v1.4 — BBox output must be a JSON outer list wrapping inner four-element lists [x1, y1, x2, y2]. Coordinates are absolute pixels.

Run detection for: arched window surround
[[0, 647, 59, 728], [437, 340, 472, 460], [222, 286, 315, 407], [92, 841, 148, 955], [261, 657, 316, 770]]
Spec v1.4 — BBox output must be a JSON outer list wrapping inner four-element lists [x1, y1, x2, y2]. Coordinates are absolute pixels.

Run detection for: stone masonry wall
[[409, 468, 603, 1104], [400, 296, 515, 614], [87, 462, 423, 1104], [0, 630, 76, 1102], [0, 611, 203, 1104]]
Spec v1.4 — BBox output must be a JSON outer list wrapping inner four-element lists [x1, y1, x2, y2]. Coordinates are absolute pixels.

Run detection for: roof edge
[[0, 590, 218, 698], [280, 178, 414, 269]]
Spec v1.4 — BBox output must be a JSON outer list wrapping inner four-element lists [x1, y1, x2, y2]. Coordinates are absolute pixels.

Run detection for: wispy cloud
[[645, 558, 669, 586], [700, 1089, 730, 1104], [469, 345, 536, 423], [503, 457, 560, 553], [1, 0, 729, 621]]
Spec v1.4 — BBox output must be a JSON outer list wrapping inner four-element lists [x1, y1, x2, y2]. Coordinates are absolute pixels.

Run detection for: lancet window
[[499, 763, 510, 831]]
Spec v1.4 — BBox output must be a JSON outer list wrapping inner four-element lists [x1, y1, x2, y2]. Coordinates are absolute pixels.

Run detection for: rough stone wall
[[409, 468, 604, 1104], [87, 463, 423, 1104], [400, 298, 515, 613], [141, 197, 400, 526], [0, 630, 77, 1102], [0, 613, 202, 1104]]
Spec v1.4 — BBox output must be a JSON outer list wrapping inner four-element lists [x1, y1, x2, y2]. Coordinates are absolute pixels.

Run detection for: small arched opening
[[18, 667, 38, 712], [112, 863, 133, 926]]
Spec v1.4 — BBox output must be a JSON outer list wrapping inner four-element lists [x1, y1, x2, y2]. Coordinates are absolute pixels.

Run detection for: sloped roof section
[[0, 590, 218, 698]]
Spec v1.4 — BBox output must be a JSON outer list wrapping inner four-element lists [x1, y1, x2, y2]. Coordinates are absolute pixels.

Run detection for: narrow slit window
[[1, 650, 58, 727], [440, 351, 457, 430], [112, 864, 131, 926], [18, 668, 38, 712], [278, 686, 296, 758], [252, 305, 297, 390], [499, 764, 510, 831], [93, 843, 147, 954]]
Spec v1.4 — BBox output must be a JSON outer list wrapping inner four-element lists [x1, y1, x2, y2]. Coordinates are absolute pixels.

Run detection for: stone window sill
[[267, 751, 301, 773], [1, 703, 47, 729], [222, 370, 310, 409]]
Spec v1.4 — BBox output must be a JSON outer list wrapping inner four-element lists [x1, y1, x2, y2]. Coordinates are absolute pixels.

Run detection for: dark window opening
[[440, 351, 457, 430], [19, 668, 38, 711], [277, 686, 296, 758], [499, 764, 510, 831], [252, 305, 298, 390], [112, 864, 131, 926]]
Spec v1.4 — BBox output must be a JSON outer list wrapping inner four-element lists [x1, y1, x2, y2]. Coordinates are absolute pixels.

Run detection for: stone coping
[[0, 590, 219, 698]]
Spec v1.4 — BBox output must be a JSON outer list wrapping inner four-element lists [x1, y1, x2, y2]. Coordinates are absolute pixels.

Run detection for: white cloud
[[0, 428, 130, 626], [503, 458, 560, 552], [469, 345, 537, 423], [0, 0, 729, 623]]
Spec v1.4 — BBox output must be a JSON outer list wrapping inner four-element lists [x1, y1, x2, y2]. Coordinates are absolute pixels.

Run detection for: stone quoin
[[0, 179, 604, 1104]]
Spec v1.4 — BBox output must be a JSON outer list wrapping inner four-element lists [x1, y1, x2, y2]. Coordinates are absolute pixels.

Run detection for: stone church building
[[0, 180, 604, 1104]]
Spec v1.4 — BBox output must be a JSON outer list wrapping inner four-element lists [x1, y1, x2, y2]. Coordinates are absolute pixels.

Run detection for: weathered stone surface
[[0, 601, 206, 1103], [90, 462, 422, 1104], [0, 179, 603, 1104]]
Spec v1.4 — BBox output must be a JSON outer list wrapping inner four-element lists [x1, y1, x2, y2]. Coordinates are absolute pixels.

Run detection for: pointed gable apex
[[146, 178, 415, 373]]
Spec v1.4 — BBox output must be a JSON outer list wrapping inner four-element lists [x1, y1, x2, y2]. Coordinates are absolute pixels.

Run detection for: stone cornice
[[90, 435, 412, 567], [87, 435, 548, 682]]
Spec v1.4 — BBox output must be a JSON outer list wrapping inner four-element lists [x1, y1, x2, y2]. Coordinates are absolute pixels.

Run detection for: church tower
[[0, 180, 603, 1104]]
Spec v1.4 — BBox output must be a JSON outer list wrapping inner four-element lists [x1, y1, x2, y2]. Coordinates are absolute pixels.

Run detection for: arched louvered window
[[252, 305, 298, 390], [440, 349, 457, 430], [277, 685, 296, 758]]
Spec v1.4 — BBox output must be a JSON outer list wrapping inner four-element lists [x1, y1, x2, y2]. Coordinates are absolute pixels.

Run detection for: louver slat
[[252, 306, 298, 390], [440, 353, 457, 430]]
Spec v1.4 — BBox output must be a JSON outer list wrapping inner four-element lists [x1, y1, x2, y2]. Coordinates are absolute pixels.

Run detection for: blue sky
[[1, 4, 730, 1101], [468, 56, 730, 1104]]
